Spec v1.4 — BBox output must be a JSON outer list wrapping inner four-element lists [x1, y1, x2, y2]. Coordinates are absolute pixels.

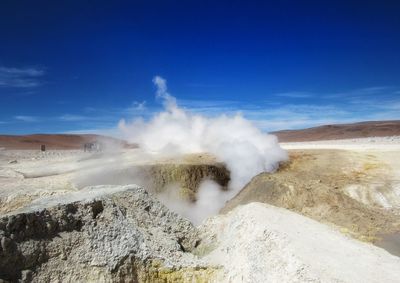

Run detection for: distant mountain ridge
[[0, 134, 130, 150], [1, 120, 400, 149], [272, 120, 400, 142]]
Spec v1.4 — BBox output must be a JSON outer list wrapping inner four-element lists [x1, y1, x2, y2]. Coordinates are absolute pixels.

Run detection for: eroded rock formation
[[0, 185, 218, 282]]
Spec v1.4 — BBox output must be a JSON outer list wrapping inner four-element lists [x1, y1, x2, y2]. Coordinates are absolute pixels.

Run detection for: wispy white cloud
[[0, 66, 45, 88], [355, 86, 390, 94], [14, 115, 39, 122], [89, 96, 399, 132], [179, 99, 240, 108], [0, 67, 44, 77], [133, 101, 146, 111], [8, 84, 398, 134], [323, 86, 392, 99], [57, 113, 121, 124], [177, 99, 242, 116], [273, 91, 314, 98], [58, 114, 88, 121], [241, 104, 355, 131], [165, 94, 399, 131]]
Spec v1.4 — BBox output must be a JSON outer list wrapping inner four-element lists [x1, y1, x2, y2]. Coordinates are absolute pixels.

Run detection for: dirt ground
[[0, 149, 227, 215], [222, 148, 400, 242], [0, 134, 131, 150], [2, 140, 400, 244]]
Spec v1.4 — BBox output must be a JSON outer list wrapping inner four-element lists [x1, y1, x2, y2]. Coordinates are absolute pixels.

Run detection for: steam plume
[[118, 76, 288, 224]]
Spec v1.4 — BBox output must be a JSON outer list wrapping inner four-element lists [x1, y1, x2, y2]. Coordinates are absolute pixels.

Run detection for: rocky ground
[[1, 137, 400, 282], [224, 138, 400, 244], [200, 203, 400, 282], [0, 185, 215, 282], [0, 149, 229, 215], [0, 134, 129, 150], [2, 185, 400, 283]]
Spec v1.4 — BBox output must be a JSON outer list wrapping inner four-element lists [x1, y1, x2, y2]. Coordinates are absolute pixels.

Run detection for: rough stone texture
[[138, 163, 230, 200], [0, 150, 230, 215], [0, 185, 217, 282], [222, 150, 400, 241], [200, 202, 400, 283]]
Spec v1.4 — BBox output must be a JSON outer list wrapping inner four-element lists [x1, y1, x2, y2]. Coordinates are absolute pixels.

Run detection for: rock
[[8, 160, 17, 164], [141, 163, 230, 201], [221, 150, 400, 240], [199, 202, 400, 283], [74, 163, 230, 202], [0, 185, 218, 282]]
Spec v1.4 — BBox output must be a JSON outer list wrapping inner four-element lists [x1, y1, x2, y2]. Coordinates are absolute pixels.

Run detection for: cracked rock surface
[[0, 185, 216, 282]]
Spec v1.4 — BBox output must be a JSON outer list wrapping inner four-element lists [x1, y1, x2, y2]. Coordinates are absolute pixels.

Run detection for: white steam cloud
[[118, 76, 288, 224], [153, 75, 177, 110]]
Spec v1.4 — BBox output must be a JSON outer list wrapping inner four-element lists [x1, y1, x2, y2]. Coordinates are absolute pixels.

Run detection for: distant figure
[[84, 143, 91, 152], [84, 142, 102, 152], [41, 144, 46, 152]]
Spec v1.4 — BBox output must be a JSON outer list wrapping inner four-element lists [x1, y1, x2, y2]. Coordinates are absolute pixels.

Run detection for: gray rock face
[[0, 185, 212, 282]]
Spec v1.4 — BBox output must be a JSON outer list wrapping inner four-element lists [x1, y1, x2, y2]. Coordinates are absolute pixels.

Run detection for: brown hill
[[272, 120, 400, 142], [0, 134, 131, 150], [2, 120, 399, 149]]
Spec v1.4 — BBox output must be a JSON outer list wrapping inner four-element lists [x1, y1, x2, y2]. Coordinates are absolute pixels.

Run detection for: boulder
[[0, 185, 217, 282]]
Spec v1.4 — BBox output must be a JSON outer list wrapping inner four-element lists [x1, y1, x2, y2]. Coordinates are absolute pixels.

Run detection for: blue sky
[[1, 0, 400, 135]]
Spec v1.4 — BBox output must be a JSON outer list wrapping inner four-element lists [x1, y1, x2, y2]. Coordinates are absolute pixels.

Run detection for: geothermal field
[[1, 127, 400, 282], [1, 79, 400, 282], [1, 77, 400, 283], [3, 1, 400, 282]]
